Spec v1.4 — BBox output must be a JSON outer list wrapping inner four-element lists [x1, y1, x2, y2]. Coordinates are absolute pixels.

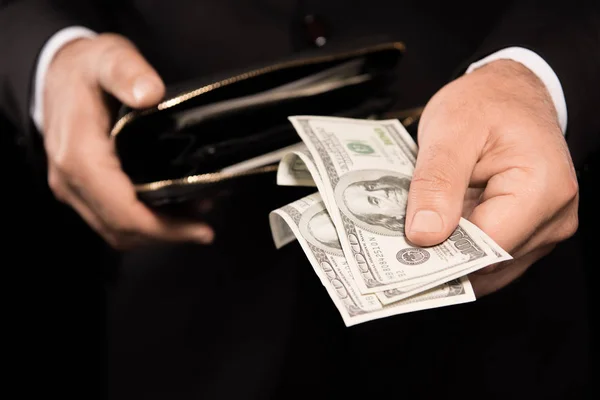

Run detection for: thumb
[[95, 35, 165, 108], [405, 132, 478, 246]]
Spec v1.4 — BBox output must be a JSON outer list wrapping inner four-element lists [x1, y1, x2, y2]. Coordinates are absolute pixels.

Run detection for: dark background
[[1, 106, 597, 397], [1, 113, 113, 396]]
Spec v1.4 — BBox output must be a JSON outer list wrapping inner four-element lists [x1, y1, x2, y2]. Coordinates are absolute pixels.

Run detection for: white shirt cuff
[[466, 47, 568, 135], [30, 26, 98, 133]]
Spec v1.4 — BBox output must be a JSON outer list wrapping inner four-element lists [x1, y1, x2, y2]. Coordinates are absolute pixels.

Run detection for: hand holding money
[[270, 116, 511, 326], [406, 59, 579, 296], [270, 192, 478, 326]]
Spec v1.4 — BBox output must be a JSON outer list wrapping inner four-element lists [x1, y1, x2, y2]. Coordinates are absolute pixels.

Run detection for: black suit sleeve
[[460, 0, 600, 169], [0, 0, 110, 155]]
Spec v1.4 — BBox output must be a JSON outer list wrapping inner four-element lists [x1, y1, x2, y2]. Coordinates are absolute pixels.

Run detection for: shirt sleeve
[[30, 26, 98, 133], [465, 47, 568, 135]]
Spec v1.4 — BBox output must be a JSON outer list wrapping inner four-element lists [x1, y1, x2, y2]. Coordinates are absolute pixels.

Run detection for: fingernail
[[133, 74, 162, 104], [410, 210, 443, 233]]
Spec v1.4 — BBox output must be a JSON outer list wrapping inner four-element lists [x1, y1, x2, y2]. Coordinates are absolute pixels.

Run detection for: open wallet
[[110, 40, 420, 207]]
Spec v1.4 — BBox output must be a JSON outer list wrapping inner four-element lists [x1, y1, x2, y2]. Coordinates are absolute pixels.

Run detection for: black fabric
[[0, 1, 110, 177], [456, 0, 600, 168], [1, 113, 115, 398], [0, 1, 597, 399]]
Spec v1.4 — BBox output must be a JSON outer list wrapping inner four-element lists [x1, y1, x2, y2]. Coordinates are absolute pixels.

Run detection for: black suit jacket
[[0, 1, 598, 399]]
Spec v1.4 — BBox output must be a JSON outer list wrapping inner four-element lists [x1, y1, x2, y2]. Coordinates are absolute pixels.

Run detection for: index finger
[[65, 106, 213, 244], [467, 167, 549, 254]]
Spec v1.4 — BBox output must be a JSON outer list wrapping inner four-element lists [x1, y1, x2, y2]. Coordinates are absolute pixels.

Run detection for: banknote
[[287, 116, 511, 294], [276, 146, 318, 188], [270, 192, 476, 326], [277, 145, 507, 301], [220, 142, 306, 174]]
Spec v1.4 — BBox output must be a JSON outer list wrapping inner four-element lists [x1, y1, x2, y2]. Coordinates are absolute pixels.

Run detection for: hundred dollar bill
[[220, 142, 306, 174], [270, 192, 476, 326], [277, 145, 318, 188], [287, 116, 511, 294], [277, 146, 509, 300]]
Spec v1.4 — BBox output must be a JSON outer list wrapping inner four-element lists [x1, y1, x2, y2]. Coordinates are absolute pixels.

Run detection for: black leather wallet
[[111, 40, 406, 206]]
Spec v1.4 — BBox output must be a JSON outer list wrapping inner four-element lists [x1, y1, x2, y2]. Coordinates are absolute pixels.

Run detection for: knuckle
[[549, 174, 579, 209], [48, 139, 76, 171], [50, 152, 70, 173], [96, 37, 139, 79], [411, 144, 462, 196], [557, 214, 579, 242], [48, 138, 92, 178], [411, 169, 455, 194], [47, 170, 67, 201], [100, 45, 130, 81], [51, 150, 83, 178], [47, 170, 60, 192], [564, 176, 579, 202]]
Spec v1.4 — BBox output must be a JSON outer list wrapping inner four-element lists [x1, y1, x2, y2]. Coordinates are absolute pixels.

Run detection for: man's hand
[[405, 59, 579, 297], [43, 34, 214, 249]]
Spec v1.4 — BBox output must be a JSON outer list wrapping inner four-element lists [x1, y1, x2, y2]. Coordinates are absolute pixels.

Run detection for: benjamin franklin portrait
[[299, 202, 344, 255], [335, 170, 411, 236], [307, 209, 342, 251]]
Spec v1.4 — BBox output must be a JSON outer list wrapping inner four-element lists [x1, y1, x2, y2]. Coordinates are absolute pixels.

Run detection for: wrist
[[469, 59, 559, 128], [473, 59, 548, 93], [42, 38, 95, 135], [465, 47, 568, 134], [47, 38, 94, 80], [31, 27, 99, 134], [475, 59, 558, 118]]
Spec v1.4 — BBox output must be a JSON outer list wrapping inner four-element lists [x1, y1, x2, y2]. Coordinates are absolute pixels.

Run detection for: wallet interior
[[111, 42, 404, 205]]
